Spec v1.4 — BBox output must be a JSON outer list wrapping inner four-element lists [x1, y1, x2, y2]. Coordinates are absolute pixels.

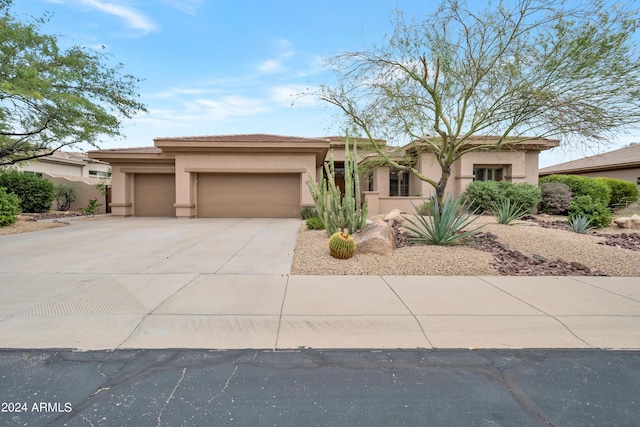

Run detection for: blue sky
[[10, 0, 640, 167]]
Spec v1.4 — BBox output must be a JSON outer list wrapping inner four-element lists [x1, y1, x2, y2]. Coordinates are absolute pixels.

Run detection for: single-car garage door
[[198, 173, 300, 218], [134, 173, 176, 217]]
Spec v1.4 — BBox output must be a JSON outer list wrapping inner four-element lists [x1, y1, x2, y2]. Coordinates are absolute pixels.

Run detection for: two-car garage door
[[134, 173, 301, 218], [197, 173, 300, 218]]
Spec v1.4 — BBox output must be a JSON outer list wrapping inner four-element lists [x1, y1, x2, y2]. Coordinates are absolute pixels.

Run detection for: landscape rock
[[384, 209, 405, 223], [353, 220, 396, 255], [613, 214, 640, 230]]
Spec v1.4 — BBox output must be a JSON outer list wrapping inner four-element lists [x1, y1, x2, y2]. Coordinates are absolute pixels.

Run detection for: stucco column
[[174, 157, 196, 218], [374, 167, 390, 197], [109, 165, 133, 216]]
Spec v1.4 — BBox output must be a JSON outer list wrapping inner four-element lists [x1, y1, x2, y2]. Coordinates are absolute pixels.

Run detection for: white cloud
[[79, 0, 158, 33], [194, 96, 270, 120], [271, 85, 318, 108], [259, 59, 284, 73]]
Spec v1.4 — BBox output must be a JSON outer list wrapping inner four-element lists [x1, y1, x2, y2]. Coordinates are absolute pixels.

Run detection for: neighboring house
[[19, 151, 111, 179], [539, 144, 640, 190], [88, 134, 558, 218], [15, 151, 111, 213]]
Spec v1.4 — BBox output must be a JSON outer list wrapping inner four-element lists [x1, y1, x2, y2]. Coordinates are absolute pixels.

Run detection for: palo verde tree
[[0, 0, 147, 166], [318, 0, 640, 205]]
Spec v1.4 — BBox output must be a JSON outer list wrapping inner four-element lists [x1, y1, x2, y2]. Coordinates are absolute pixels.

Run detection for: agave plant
[[402, 194, 484, 245], [490, 198, 530, 225], [568, 215, 593, 234]]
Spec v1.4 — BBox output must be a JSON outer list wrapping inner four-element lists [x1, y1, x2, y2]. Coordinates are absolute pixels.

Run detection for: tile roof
[[90, 146, 163, 154], [153, 134, 329, 143], [539, 144, 640, 175]]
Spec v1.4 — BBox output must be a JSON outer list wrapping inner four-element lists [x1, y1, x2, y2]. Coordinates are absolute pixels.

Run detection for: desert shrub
[[568, 195, 613, 228], [499, 182, 541, 213], [490, 199, 530, 225], [539, 174, 610, 206], [0, 171, 55, 213], [568, 215, 593, 234], [81, 198, 102, 216], [462, 181, 502, 213], [416, 200, 433, 215], [403, 194, 483, 245], [305, 217, 324, 230], [593, 177, 639, 209], [299, 206, 318, 220], [55, 183, 77, 211], [463, 181, 540, 213], [539, 182, 573, 215], [0, 187, 21, 226]]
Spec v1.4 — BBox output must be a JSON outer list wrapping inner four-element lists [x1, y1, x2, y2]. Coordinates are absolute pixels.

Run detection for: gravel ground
[[291, 215, 640, 276], [0, 213, 115, 236]]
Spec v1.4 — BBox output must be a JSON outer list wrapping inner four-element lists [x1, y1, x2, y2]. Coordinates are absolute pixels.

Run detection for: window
[[637, 177, 640, 185], [389, 170, 409, 196], [89, 170, 109, 178], [473, 167, 503, 182], [23, 171, 43, 177]]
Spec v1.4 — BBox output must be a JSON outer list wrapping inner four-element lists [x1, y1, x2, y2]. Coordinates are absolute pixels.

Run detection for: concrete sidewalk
[[0, 274, 638, 350]]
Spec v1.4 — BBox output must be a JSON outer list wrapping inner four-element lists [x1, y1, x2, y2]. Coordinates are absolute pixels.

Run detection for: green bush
[[538, 182, 573, 215], [568, 195, 613, 228], [305, 217, 324, 230], [539, 174, 611, 206], [500, 182, 542, 213], [593, 177, 639, 209], [299, 206, 318, 220], [462, 181, 541, 213], [0, 171, 55, 213], [0, 187, 21, 226], [55, 183, 77, 211]]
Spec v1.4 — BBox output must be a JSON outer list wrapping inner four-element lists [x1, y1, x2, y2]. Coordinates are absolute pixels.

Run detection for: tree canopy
[[319, 0, 640, 200], [0, 0, 147, 166]]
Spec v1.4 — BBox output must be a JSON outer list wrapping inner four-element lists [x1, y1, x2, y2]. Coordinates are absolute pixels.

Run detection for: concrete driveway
[[0, 217, 300, 275], [1, 216, 639, 350]]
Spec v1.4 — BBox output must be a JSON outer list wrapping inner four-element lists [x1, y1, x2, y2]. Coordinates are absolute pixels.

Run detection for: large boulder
[[613, 214, 640, 230], [353, 220, 396, 255]]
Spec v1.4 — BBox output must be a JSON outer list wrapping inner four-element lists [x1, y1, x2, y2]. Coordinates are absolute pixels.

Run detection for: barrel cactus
[[328, 231, 356, 259]]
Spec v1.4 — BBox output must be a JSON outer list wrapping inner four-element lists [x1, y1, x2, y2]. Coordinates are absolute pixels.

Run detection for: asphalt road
[[0, 349, 638, 426]]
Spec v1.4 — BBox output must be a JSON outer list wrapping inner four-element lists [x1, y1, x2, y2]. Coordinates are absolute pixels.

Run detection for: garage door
[[198, 173, 300, 218], [134, 173, 176, 217]]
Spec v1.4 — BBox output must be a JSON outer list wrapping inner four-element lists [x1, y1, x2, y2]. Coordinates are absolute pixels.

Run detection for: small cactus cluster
[[328, 231, 356, 259]]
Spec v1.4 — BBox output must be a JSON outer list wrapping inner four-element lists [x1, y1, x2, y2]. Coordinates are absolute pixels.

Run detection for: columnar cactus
[[307, 134, 368, 237], [328, 231, 356, 259]]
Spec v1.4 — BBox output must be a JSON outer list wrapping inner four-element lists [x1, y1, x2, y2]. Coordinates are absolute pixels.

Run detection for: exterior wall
[[82, 161, 111, 178], [524, 152, 540, 185], [44, 174, 108, 214], [19, 160, 83, 177]]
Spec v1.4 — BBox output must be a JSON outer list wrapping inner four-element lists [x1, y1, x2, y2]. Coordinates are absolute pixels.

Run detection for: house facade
[[15, 151, 112, 214], [538, 144, 640, 190], [88, 134, 558, 218]]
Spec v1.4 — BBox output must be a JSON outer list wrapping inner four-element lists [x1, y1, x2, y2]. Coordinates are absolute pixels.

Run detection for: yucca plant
[[490, 198, 530, 225], [568, 215, 593, 234], [402, 194, 484, 245]]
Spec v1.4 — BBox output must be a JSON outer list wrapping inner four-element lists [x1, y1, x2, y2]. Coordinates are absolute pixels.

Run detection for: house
[[87, 134, 559, 218], [18, 151, 111, 179], [16, 151, 112, 213], [538, 144, 640, 189]]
